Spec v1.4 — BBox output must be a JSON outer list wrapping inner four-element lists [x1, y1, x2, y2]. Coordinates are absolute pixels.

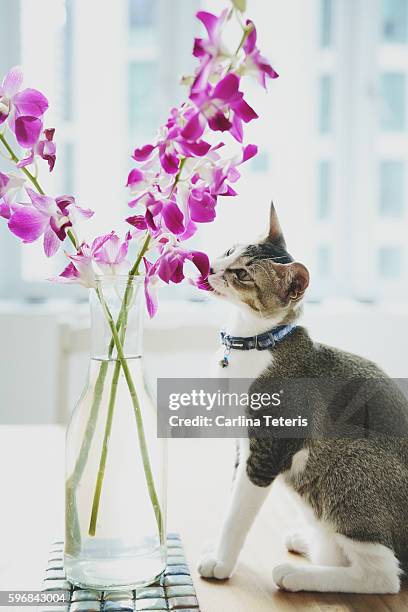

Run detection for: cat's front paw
[[197, 552, 234, 580], [272, 563, 303, 592]]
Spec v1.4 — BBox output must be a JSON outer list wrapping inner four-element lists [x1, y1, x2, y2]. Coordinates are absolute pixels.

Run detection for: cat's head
[[208, 203, 309, 323]]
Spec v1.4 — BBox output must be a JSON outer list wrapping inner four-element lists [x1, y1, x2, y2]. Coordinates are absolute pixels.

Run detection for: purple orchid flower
[[92, 231, 131, 274], [55, 233, 120, 288], [0, 172, 25, 220], [188, 187, 217, 223], [8, 188, 93, 257], [189, 143, 258, 205], [128, 189, 187, 237], [0, 195, 17, 220], [126, 167, 145, 189], [192, 10, 229, 93], [149, 197, 185, 236], [0, 172, 10, 199], [0, 171, 25, 199], [182, 73, 258, 143], [143, 257, 160, 318], [242, 21, 279, 88], [132, 107, 211, 176], [156, 247, 210, 285], [18, 128, 57, 172], [57, 248, 95, 289], [126, 214, 148, 231], [212, 143, 258, 193], [0, 66, 49, 147], [143, 248, 210, 317], [57, 261, 91, 287]]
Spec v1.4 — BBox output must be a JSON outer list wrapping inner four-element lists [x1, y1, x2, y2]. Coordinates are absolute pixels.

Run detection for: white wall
[[1, 298, 408, 425]]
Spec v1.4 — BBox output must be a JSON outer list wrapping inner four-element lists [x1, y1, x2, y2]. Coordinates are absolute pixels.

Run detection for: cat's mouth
[[207, 273, 226, 296]]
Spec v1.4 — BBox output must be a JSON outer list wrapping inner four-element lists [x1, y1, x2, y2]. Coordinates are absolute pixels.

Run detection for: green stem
[[0, 132, 45, 194], [69, 361, 110, 485], [88, 359, 121, 536], [88, 293, 131, 536], [131, 234, 151, 276], [65, 359, 109, 556], [67, 228, 79, 250], [86, 225, 152, 533], [97, 287, 164, 542], [226, 20, 253, 72]]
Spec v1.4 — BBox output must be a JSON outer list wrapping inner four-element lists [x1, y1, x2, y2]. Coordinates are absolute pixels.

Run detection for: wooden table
[[1, 427, 406, 611]]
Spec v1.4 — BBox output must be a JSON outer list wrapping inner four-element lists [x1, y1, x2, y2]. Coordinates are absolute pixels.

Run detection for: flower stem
[[88, 289, 132, 536], [131, 234, 151, 276], [97, 286, 164, 542], [0, 132, 45, 195], [67, 228, 79, 250], [226, 20, 253, 73], [65, 358, 110, 556], [88, 358, 121, 536]]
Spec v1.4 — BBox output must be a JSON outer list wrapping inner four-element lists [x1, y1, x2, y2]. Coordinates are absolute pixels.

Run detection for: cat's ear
[[273, 262, 309, 302], [265, 201, 287, 248]]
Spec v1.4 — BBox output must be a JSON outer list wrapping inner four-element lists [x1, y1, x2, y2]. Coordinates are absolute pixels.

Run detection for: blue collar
[[220, 324, 296, 366]]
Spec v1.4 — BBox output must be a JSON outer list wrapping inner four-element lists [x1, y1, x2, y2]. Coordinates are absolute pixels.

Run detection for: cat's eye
[[233, 268, 251, 282], [225, 246, 235, 257]]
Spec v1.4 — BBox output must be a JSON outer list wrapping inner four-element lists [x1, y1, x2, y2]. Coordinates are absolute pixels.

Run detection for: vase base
[[42, 534, 201, 610], [65, 545, 166, 591], [66, 568, 165, 591]]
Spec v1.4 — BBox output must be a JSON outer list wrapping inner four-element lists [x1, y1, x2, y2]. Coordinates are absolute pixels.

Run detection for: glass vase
[[65, 276, 167, 590]]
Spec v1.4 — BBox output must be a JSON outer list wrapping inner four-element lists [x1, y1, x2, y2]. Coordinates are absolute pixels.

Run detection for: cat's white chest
[[211, 309, 278, 380], [212, 345, 272, 379]]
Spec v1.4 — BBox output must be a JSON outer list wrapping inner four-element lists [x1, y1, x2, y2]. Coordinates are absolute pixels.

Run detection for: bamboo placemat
[[41, 534, 200, 611]]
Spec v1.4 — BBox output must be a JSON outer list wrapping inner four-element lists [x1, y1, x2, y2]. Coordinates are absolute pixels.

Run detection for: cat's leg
[[273, 534, 401, 594], [285, 511, 345, 564], [280, 477, 315, 558], [198, 439, 272, 579], [307, 526, 348, 566], [285, 531, 310, 556]]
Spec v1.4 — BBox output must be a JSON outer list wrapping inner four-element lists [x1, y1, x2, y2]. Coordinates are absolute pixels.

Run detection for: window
[[320, 0, 333, 48], [379, 161, 404, 216], [378, 246, 402, 278], [380, 73, 406, 130], [62, 0, 74, 122], [60, 143, 75, 195], [129, 61, 160, 143], [382, 0, 408, 43], [128, 0, 160, 144], [319, 75, 333, 134], [129, 0, 158, 47], [317, 245, 331, 277], [317, 160, 332, 219], [251, 152, 270, 173]]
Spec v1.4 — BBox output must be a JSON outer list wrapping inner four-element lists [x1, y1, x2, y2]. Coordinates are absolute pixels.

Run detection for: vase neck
[[89, 276, 144, 360]]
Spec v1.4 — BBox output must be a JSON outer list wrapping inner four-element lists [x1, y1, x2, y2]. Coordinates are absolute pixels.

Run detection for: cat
[[197, 202, 408, 593]]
